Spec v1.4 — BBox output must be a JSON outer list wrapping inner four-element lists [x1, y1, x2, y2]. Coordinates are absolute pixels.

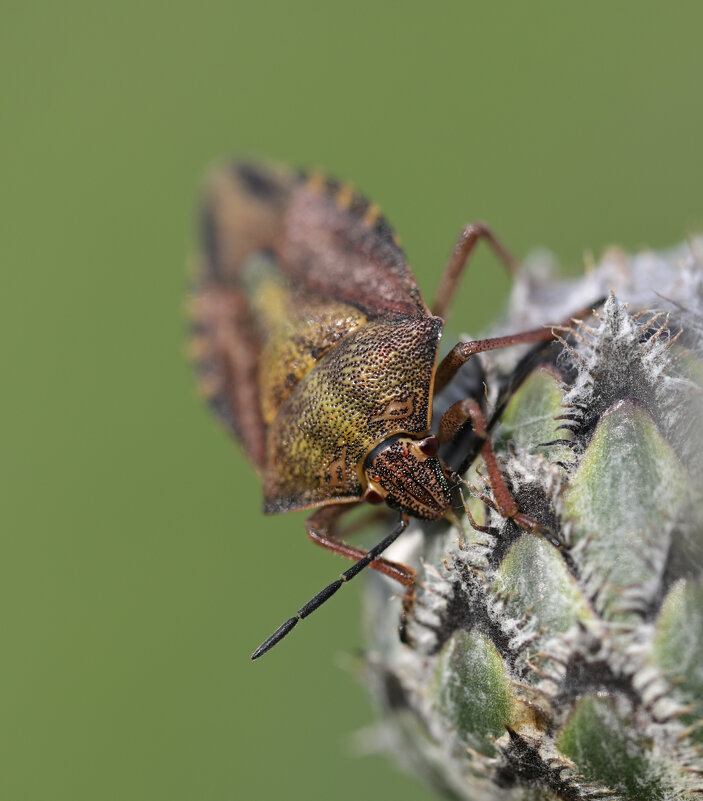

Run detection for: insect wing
[[278, 174, 429, 320], [243, 257, 368, 426], [189, 164, 296, 470], [189, 161, 440, 512]]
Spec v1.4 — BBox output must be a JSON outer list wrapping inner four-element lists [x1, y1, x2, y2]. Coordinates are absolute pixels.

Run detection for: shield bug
[[189, 161, 576, 659]]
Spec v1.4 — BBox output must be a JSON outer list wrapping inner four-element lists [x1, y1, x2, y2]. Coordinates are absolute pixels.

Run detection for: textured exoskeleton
[[189, 162, 571, 657]]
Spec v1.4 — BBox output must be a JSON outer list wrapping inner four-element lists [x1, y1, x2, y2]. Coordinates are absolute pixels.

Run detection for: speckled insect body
[[189, 161, 569, 658]]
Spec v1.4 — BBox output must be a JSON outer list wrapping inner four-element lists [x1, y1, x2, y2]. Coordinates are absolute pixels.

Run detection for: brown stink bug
[[188, 161, 579, 659]]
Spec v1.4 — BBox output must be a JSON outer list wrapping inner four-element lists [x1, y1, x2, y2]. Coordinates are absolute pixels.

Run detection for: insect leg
[[251, 515, 410, 660], [305, 505, 416, 586], [434, 325, 560, 394], [456, 399, 521, 521], [432, 222, 517, 319], [438, 398, 480, 445], [434, 299, 605, 394], [444, 398, 558, 541], [306, 505, 417, 643]]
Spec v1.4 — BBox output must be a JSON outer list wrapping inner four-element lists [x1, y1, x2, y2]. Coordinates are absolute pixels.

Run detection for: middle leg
[[433, 300, 602, 395]]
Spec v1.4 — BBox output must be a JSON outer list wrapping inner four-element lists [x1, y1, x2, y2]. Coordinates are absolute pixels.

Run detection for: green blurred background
[[3, 2, 702, 799]]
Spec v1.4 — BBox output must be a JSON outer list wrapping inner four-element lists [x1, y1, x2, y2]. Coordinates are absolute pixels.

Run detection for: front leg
[[306, 505, 416, 586], [306, 505, 417, 643], [439, 398, 556, 540]]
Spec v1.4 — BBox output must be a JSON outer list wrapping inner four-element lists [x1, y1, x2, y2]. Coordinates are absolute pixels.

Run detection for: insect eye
[[418, 435, 439, 458], [363, 487, 386, 505]]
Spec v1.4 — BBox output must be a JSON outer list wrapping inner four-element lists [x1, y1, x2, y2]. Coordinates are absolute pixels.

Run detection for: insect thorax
[[262, 317, 443, 514]]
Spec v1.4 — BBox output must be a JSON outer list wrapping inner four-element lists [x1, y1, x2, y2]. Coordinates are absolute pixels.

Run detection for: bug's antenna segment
[[251, 516, 410, 660]]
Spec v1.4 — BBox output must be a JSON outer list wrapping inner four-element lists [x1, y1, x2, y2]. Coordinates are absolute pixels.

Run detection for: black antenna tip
[[251, 616, 299, 660]]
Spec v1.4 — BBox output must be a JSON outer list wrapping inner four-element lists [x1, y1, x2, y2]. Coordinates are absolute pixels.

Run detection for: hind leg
[[432, 222, 517, 319]]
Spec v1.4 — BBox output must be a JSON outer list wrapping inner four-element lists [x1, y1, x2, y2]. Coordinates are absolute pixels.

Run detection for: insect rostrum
[[189, 161, 585, 659]]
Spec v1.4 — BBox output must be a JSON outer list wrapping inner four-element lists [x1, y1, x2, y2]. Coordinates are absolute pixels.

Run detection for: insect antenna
[[251, 515, 410, 660]]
